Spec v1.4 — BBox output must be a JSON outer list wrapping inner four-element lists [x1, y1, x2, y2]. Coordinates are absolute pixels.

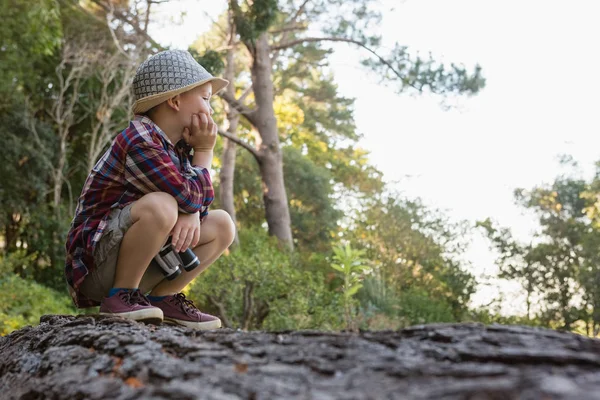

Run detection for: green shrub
[[396, 287, 456, 325], [360, 276, 457, 328], [330, 244, 370, 331], [188, 227, 344, 331], [0, 249, 35, 275], [0, 273, 75, 335]]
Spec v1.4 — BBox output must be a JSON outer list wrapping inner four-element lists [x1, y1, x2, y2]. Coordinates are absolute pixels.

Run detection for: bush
[[396, 287, 456, 325], [0, 273, 75, 335], [360, 277, 457, 329], [188, 227, 344, 331]]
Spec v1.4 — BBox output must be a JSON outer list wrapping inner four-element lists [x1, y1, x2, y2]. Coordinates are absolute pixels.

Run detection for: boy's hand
[[183, 113, 217, 152], [171, 212, 201, 252]]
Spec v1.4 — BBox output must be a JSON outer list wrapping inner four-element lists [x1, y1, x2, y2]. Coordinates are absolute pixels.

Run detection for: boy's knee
[[212, 210, 236, 245], [135, 192, 178, 230]]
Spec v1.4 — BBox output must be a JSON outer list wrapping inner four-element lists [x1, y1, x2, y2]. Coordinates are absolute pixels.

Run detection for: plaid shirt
[[65, 115, 214, 308]]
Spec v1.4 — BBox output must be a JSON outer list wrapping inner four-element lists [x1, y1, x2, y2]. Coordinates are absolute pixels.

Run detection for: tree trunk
[[220, 127, 239, 244], [219, 23, 240, 247], [4, 211, 20, 252], [251, 33, 293, 249], [53, 137, 67, 211], [4, 315, 600, 399]]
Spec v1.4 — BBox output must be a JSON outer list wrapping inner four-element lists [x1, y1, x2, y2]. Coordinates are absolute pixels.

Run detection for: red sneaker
[[150, 293, 221, 330], [99, 289, 163, 324]]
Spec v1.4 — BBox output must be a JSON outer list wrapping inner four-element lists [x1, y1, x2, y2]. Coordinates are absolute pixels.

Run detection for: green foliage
[[479, 160, 600, 334], [330, 245, 366, 296], [231, 146, 344, 252], [0, 250, 36, 275], [189, 48, 225, 76], [330, 243, 370, 330], [188, 227, 344, 330], [362, 48, 486, 96], [0, 0, 495, 334], [349, 193, 476, 320], [275, 0, 485, 97], [0, 104, 55, 233], [18, 204, 71, 291], [395, 287, 455, 325], [283, 147, 342, 251], [360, 270, 462, 328], [0, 0, 62, 107], [467, 306, 544, 328], [0, 273, 74, 335], [231, 0, 278, 44]]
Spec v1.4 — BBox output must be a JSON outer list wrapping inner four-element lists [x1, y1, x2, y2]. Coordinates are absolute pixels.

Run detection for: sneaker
[[149, 293, 221, 330], [99, 289, 163, 324]]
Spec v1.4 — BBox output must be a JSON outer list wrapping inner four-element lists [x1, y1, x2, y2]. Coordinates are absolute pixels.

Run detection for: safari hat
[[132, 49, 229, 114]]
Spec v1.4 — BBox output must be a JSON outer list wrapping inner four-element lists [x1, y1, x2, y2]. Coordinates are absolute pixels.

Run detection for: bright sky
[[151, 0, 600, 314]]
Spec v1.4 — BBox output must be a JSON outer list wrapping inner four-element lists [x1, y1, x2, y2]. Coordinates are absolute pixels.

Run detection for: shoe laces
[[118, 289, 151, 306], [171, 293, 199, 317]]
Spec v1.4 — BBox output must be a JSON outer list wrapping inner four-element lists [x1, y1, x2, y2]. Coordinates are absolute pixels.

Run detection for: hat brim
[[132, 77, 229, 114]]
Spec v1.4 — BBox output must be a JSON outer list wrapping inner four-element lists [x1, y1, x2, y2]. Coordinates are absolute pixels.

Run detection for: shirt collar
[[134, 114, 174, 146]]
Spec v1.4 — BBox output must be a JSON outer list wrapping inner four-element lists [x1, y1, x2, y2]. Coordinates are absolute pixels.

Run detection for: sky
[[150, 0, 600, 314]]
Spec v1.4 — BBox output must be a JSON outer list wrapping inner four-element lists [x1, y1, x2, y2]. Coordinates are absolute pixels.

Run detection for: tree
[[0, 0, 62, 110], [215, 0, 485, 249], [480, 159, 600, 333], [349, 193, 476, 323], [477, 219, 538, 320]]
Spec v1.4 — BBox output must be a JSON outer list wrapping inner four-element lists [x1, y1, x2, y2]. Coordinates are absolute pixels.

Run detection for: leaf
[[330, 263, 345, 272], [235, 363, 248, 373], [346, 283, 363, 297], [124, 377, 144, 388]]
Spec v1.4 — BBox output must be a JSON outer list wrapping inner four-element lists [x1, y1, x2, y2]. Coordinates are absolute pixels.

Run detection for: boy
[[65, 50, 236, 330]]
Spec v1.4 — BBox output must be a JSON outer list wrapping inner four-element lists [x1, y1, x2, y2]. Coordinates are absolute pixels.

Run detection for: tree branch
[[219, 91, 258, 125], [218, 128, 260, 160], [241, 281, 255, 331], [238, 85, 253, 103], [201, 9, 229, 38], [271, 36, 422, 92], [270, 23, 308, 35], [89, 0, 165, 51], [289, 0, 311, 25], [206, 295, 233, 328]]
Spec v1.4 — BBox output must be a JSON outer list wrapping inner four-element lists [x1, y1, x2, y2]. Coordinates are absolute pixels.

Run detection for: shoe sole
[[100, 308, 164, 325], [164, 317, 222, 330]]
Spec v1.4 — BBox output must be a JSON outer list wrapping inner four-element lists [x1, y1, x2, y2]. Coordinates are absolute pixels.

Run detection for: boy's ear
[[166, 95, 181, 111]]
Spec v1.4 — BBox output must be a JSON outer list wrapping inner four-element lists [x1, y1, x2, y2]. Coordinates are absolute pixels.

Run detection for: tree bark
[[219, 16, 240, 247], [250, 33, 293, 249], [3, 315, 600, 399], [53, 139, 67, 209], [3, 211, 20, 252]]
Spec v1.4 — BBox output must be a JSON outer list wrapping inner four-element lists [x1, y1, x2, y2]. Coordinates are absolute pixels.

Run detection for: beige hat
[[132, 49, 229, 114]]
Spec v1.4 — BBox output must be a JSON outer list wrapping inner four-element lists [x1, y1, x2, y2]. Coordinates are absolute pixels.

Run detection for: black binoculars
[[152, 237, 200, 280]]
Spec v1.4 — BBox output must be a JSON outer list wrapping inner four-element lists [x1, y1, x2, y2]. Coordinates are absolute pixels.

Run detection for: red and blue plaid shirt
[[65, 115, 214, 308]]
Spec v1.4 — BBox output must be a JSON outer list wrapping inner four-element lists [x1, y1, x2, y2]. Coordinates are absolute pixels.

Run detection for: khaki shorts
[[79, 203, 166, 302]]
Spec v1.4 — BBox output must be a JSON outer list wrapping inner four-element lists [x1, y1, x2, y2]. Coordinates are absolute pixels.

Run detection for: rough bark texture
[[219, 31, 240, 247], [250, 33, 294, 249], [2, 315, 600, 399]]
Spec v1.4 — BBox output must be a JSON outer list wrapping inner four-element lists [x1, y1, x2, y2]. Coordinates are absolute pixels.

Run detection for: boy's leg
[[149, 209, 236, 296], [144, 210, 235, 330], [96, 192, 178, 323], [113, 192, 178, 289]]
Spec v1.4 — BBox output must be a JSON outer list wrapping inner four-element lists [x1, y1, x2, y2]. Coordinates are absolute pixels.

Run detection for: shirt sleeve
[[191, 166, 215, 221], [124, 141, 213, 214]]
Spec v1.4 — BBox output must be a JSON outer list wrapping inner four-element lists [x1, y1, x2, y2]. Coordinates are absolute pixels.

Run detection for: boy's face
[[176, 82, 214, 131]]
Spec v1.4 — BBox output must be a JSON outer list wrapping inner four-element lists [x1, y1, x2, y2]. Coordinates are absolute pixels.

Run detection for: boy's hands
[[183, 113, 217, 152], [171, 212, 201, 252]]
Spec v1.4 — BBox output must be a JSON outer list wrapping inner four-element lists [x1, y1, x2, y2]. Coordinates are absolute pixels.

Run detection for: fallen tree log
[[1, 315, 600, 399]]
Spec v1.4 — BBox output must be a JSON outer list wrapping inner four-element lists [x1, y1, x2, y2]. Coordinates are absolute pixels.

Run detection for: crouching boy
[[65, 50, 236, 330]]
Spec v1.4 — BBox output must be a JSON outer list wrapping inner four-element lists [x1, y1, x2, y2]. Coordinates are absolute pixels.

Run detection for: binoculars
[[152, 237, 200, 280]]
